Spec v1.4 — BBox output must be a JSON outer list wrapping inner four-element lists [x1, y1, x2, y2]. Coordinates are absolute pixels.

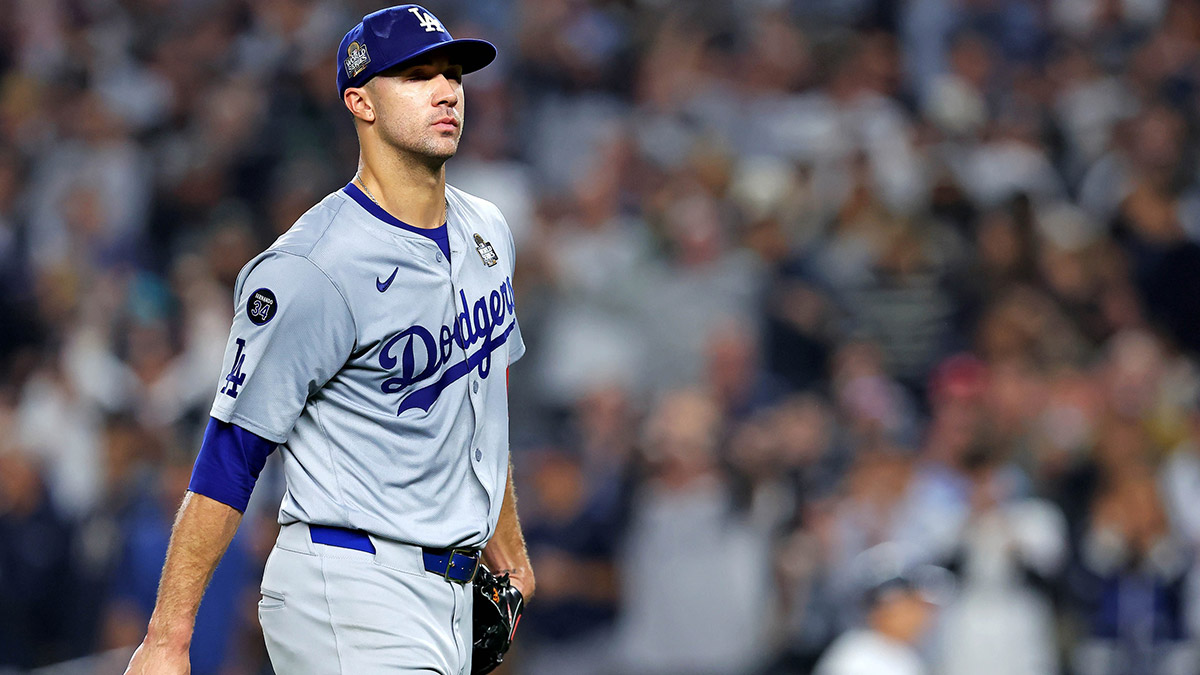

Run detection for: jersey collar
[[342, 182, 448, 238]]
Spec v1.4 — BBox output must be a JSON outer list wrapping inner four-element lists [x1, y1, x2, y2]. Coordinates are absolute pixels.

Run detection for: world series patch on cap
[[336, 4, 497, 96]]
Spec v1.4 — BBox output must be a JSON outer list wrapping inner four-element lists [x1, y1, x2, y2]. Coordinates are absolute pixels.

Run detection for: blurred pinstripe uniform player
[[124, 6, 535, 674]]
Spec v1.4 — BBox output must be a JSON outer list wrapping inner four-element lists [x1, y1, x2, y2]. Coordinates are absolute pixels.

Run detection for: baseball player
[[125, 5, 532, 674]]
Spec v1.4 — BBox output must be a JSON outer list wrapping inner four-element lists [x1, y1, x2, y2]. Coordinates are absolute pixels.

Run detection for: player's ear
[[344, 86, 376, 123]]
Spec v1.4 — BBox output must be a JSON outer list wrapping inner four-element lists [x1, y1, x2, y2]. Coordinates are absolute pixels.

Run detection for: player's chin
[[425, 136, 460, 160]]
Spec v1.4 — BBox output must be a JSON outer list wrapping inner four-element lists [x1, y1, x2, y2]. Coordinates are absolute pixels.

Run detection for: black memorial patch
[[246, 288, 278, 325]]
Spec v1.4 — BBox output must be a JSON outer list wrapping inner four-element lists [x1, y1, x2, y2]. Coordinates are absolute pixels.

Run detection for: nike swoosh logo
[[376, 267, 398, 293]]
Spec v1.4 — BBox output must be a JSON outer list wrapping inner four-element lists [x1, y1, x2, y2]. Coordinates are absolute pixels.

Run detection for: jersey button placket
[[448, 216, 492, 498]]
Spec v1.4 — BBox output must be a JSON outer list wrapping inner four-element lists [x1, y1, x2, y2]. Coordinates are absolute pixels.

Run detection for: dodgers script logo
[[378, 277, 516, 414]]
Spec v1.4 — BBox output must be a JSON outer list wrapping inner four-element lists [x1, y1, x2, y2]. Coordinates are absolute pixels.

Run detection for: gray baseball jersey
[[210, 183, 523, 549]]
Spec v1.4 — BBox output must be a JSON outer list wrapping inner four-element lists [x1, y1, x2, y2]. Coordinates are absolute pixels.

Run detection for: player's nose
[[432, 74, 459, 108]]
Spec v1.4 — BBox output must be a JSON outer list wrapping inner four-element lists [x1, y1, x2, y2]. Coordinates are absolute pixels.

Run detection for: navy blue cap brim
[[343, 38, 496, 93], [410, 38, 497, 74]]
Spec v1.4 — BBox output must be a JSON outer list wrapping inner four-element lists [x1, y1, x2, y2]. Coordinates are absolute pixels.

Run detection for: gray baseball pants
[[258, 523, 474, 674]]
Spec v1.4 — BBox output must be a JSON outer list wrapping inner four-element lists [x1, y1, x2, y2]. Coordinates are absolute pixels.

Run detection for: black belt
[[308, 525, 481, 584]]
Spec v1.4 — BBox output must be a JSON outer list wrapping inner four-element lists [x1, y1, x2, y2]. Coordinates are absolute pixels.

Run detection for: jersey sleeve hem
[[210, 407, 290, 444]]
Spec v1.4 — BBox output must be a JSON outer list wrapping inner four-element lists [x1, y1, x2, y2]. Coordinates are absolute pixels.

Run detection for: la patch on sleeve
[[247, 288, 278, 325]]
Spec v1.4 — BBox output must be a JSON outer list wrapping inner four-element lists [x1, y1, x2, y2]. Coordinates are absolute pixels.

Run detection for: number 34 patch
[[247, 288, 277, 325]]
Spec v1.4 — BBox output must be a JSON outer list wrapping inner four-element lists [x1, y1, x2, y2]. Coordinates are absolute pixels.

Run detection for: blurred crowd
[[6, 0, 1200, 674]]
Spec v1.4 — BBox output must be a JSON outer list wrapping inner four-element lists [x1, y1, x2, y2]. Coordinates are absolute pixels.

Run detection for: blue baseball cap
[[336, 5, 497, 97]]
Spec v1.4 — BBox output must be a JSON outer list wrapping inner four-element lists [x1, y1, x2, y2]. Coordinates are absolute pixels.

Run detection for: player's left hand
[[471, 565, 524, 675], [507, 570, 534, 600]]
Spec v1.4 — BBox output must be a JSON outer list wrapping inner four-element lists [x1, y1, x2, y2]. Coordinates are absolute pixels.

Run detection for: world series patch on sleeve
[[472, 565, 524, 674]]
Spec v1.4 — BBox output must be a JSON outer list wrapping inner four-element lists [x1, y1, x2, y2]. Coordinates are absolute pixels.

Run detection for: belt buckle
[[445, 548, 480, 584]]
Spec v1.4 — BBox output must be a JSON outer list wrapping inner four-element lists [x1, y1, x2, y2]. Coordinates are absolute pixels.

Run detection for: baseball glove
[[471, 564, 524, 675]]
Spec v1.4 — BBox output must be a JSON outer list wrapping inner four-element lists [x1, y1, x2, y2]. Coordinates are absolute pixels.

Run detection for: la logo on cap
[[408, 6, 445, 33], [345, 41, 371, 77], [334, 4, 496, 96]]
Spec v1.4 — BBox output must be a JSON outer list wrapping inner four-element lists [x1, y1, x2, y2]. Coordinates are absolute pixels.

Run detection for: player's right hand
[[123, 640, 190, 675]]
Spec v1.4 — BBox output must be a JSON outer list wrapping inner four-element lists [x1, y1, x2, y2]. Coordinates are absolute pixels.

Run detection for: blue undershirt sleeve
[[188, 416, 277, 512]]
